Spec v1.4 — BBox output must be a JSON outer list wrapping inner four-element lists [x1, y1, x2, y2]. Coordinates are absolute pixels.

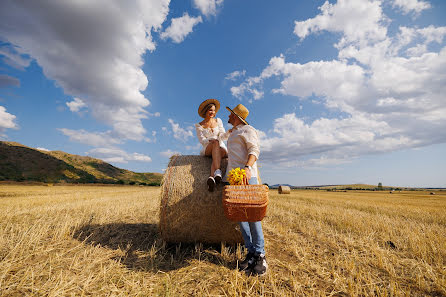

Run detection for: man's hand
[[244, 167, 251, 184]]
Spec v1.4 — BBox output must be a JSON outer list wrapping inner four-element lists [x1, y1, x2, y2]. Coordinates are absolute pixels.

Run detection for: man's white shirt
[[222, 124, 260, 181]]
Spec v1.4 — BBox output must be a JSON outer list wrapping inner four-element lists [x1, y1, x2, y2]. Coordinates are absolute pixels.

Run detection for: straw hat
[[198, 99, 220, 118], [226, 104, 249, 125]]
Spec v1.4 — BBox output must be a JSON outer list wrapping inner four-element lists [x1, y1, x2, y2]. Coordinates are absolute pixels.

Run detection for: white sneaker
[[214, 169, 222, 184], [207, 176, 216, 192]]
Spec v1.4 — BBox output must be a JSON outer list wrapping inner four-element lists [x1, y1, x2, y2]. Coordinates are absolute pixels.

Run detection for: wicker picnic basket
[[222, 185, 269, 222]]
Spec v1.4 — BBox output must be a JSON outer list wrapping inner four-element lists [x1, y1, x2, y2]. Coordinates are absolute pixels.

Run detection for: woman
[[195, 98, 228, 192]]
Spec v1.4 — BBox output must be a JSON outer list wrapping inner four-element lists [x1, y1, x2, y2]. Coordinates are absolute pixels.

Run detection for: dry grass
[[0, 185, 445, 296]]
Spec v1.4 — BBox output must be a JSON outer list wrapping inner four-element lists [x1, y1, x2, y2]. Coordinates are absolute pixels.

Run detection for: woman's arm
[[217, 118, 230, 141], [195, 124, 210, 147]]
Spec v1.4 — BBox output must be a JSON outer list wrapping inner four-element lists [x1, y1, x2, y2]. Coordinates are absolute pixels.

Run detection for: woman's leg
[[204, 141, 216, 176], [211, 143, 222, 174]]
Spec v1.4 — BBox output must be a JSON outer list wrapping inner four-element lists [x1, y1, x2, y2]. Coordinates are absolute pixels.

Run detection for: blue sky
[[0, 0, 445, 187]]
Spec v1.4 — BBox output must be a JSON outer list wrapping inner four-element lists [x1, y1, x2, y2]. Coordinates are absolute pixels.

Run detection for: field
[[0, 185, 445, 296]]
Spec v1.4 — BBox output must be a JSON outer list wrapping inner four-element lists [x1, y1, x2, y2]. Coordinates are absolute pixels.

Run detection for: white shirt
[[222, 124, 260, 181], [195, 117, 228, 155]]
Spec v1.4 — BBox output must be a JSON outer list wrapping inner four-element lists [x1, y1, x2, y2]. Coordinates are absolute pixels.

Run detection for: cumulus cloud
[[58, 128, 122, 147], [193, 0, 224, 17], [168, 119, 193, 141], [0, 105, 17, 129], [0, 0, 170, 142], [225, 70, 246, 81], [37, 147, 50, 151], [230, 0, 446, 167], [87, 147, 152, 164], [160, 13, 202, 43], [160, 149, 180, 157], [294, 0, 387, 47], [66, 98, 87, 113], [0, 74, 20, 88], [391, 0, 431, 15], [0, 105, 17, 138]]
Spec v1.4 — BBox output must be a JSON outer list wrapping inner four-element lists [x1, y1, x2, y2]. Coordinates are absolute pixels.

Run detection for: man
[[224, 103, 268, 276]]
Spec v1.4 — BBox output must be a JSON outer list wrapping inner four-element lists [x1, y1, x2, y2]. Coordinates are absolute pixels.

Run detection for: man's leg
[[249, 221, 265, 255], [248, 176, 268, 275], [239, 222, 255, 253], [246, 177, 264, 254]]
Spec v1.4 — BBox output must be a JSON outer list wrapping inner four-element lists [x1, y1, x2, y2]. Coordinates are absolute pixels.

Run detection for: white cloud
[[0, 106, 17, 139], [168, 119, 193, 141], [185, 143, 201, 152], [160, 149, 180, 157], [149, 112, 161, 117], [160, 13, 202, 43], [0, 0, 170, 141], [193, 0, 224, 17], [87, 147, 152, 163], [391, 0, 431, 15], [294, 0, 387, 47], [0, 105, 17, 129], [37, 147, 50, 151], [231, 0, 446, 168], [225, 70, 246, 81], [58, 128, 122, 147], [66, 97, 87, 113]]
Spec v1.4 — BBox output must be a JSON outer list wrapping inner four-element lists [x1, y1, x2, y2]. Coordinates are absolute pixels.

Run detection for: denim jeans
[[239, 176, 265, 255]]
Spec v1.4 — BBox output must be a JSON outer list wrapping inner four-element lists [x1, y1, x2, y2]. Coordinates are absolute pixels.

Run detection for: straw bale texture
[[278, 185, 291, 194], [159, 155, 243, 244]]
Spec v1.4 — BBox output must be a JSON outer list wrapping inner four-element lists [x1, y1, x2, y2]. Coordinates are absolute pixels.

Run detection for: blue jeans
[[239, 177, 265, 255]]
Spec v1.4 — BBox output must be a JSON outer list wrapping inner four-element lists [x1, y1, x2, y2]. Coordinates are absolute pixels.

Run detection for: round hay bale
[[278, 185, 291, 194], [159, 155, 243, 244]]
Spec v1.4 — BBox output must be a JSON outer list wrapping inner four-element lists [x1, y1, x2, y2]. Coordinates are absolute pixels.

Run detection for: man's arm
[[244, 154, 257, 183]]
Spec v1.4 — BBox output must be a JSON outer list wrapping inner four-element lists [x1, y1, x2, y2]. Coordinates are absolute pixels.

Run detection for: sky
[[0, 0, 445, 188]]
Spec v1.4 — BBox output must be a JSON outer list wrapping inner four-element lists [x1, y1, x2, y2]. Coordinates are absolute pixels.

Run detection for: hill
[[0, 141, 162, 185], [269, 183, 411, 191]]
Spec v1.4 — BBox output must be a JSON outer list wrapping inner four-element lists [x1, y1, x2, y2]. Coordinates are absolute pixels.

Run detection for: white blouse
[[195, 117, 228, 155]]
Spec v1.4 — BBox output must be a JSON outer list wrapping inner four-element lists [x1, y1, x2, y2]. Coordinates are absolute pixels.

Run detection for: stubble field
[[0, 185, 445, 296]]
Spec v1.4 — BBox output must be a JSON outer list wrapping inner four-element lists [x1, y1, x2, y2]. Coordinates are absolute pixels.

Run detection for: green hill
[[0, 141, 162, 185]]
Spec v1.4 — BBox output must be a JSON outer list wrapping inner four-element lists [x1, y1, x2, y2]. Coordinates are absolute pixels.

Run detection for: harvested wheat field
[[1, 185, 445, 296]]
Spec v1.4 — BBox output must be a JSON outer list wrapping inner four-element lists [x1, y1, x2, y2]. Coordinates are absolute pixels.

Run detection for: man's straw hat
[[198, 99, 220, 118], [226, 104, 249, 125]]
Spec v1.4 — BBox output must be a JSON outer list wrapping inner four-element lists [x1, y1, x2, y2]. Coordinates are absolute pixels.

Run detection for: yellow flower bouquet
[[228, 167, 246, 185]]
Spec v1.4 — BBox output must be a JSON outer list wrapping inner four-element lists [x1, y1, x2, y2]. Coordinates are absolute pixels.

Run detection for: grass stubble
[[0, 185, 445, 296]]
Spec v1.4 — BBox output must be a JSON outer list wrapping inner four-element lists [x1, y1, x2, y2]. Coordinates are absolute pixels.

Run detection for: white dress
[[195, 118, 228, 156]]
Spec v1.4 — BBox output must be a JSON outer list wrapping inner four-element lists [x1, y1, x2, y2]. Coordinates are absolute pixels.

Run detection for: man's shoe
[[252, 254, 268, 276], [214, 169, 222, 184], [238, 251, 255, 272], [207, 176, 216, 192]]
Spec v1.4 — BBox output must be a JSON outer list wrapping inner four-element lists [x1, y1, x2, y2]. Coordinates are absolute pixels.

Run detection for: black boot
[[251, 253, 268, 276], [238, 251, 255, 272]]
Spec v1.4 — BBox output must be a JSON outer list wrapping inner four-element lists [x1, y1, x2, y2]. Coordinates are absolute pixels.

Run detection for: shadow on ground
[[73, 223, 239, 273]]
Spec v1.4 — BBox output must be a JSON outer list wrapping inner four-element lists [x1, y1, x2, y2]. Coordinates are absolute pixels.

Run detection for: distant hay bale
[[278, 185, 291, 194], [159, 155, 243, 244]]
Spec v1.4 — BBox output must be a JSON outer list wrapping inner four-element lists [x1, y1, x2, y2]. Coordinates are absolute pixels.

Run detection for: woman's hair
[[204, 103, 216, 116]]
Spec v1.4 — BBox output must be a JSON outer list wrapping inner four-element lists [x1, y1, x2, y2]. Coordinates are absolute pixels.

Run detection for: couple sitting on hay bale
[[195, 98, 268, 276]]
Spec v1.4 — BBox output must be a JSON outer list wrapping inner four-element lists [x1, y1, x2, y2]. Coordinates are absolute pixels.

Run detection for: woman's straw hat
[[226, 104, 249, 125], [198, 99, 220, 118]]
